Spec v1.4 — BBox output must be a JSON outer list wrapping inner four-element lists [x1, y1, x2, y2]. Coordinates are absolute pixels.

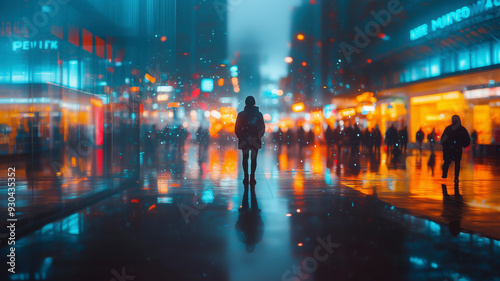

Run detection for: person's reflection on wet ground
[[235, 183, 264, 253], [427, 153, 436, 176], [441, 184, 465, 237]]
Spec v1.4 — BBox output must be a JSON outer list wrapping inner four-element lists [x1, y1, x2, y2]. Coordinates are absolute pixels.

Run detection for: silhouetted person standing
[[373, 125, 382, 155], [235, 96, 265, 185], [470, 129, 478, 156], [428, 128, 436, 154], [441, 115, 470, 185], [416, 128, 425, 155], [398, 126, 408, 154]]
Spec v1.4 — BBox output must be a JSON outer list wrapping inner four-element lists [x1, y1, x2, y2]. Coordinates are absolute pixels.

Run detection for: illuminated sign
[[12, 40, 58, 51], [292, 102, 305, 112], [411, 91, 461, 104], [464, 87, 500, 99], [201, 78, 214, 92], [157, 86, 173, 92], [410, 1, 500, 41], [340, 108, 356, 117], [323, 104, 337, 118]]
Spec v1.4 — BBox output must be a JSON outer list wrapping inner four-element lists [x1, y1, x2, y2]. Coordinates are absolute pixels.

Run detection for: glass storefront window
[[457, 49, 470, 71], [471, 42, 491, 69]]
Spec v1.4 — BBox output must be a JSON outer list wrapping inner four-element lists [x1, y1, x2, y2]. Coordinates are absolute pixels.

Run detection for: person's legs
[[454, 159, 461, 183], [242, 149, 249, 183], [442, 157, 451, 178], [250, 148, 258, 184]]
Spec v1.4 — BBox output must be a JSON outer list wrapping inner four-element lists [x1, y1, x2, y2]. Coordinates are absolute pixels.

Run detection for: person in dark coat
[[470, 129, 478, 156], [416, 128, 425, 154], [398, 126, 408, 154], [428, 128, 436, 154], [297, 126, 306, 148], [235, 96, 265, 185], [441, 115, 470, 185], [373, 124, 382, 155], [324, 125, 334, 153], [385, 124, 397, 157]]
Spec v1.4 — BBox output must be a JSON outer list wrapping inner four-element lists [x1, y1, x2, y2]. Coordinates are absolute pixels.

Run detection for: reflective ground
[[1, 142, 500, 280]]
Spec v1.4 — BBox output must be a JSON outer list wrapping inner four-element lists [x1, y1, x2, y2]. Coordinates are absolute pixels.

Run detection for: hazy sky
[[228, 0, 301, 82]]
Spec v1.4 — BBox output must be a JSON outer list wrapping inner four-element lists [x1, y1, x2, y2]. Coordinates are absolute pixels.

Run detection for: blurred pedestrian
[[324, 125, 334, 154], [307, 129, 315, 146], [416, 127, 425, 155], [334, 125, 343, 157], [385, 124, 398, 157], [297, 126, 306, 148], [470, 129, 478, 156], [235, 96, 265, 185], [398, 126, 408, 154], [441, 115, 470, 185], [352, 124, 361, 155], [428, 128, 436, 154], [373, 124, 382, 155]]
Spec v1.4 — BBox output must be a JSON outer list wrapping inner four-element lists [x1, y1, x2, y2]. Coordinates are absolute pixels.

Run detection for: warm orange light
[[340, 108, 356, 117], [90, 97, 103, 108], [277, 89, 284, 96], [297, 34, 305, 41], [285, 56, 293, 64], [167, 102, 181, 108], [298, 243, 303, 246], [302, 61, 307, 67], [263, 113, 271, 121], [148, 204, 157, 211], [157, 94, 169, 101], [292, 102, 305, 112], [234, 87, 240, 93], [130, 86, 139, 92], [160, 36, 166, 42], [286, 213, 292, 217], [218, 78, 224, 86], [310, 110, 323, 123], [145, 73, 156, 83]]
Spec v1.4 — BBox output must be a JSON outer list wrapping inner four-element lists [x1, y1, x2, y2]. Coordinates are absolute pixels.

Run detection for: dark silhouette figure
[[373, 125, 382, 155], [398, 126, 408, 154], [351, 124, 362, 156], [235, 183, 264, 252], [416, 128, 425, 155], [306, 129, 315, 146], [334, 125, 343, 157], [441, 115, 470, 185], [297, 126, 306, 148], [196, 125, 210, 152], [470, 129, 478, 156], [427, 153, 436, 177], [428, 128, 436, 154], [324, 125, 334, 150], [235, 96, 265, 185], [385, 124, 398, 157], [441, 184, 465, 237]]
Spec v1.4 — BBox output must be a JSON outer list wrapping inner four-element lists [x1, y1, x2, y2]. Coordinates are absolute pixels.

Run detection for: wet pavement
[[1, 142, 500, 280]]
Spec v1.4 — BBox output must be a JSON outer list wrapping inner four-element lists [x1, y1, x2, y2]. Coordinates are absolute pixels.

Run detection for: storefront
[[464, 86, 500, 144], [409, 91, 467, 143]]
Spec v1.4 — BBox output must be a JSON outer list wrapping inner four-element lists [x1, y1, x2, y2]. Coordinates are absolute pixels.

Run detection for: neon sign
[[12, 40, 58, 51], [410, 1, 500, 41]]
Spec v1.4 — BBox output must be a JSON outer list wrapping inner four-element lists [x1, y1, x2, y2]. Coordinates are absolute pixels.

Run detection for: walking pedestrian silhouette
[[235, 96, 265, 185], [440, 115, 470, 186]]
